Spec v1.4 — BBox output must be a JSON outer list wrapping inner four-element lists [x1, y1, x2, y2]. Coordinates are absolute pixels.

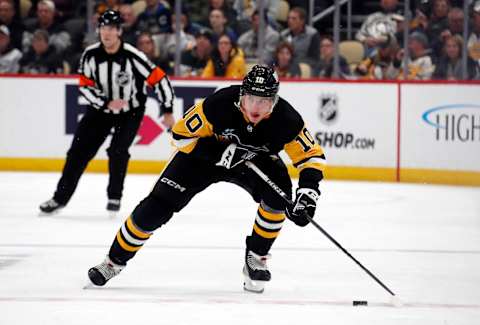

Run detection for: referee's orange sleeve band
[[146, 67, 166, 87]]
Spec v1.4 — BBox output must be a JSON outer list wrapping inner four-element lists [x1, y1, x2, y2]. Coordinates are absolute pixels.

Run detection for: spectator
[[272, 41, 301, 78], [433, 35, 479, 80], [395, 31, 435, 80], [312, 35, 350, 78], [207, 8, 237, 44], [119, 4, 139, 45], [238, 9, 280, 64], [22, 0, 71, 54], [356, 0, 403, 54], [154, 12, 195, 65], [355, 34, 400, 80], [425, 0, 450, 42], [201, 33, 246, 78], [233, 0, 279, 34], [280, 7, 320, 66], [51, 0, 76, 22], [468, 1, 480, 61], [137, 0, 171, 35], [188, 0, 237, 32], [0, 0, 24, 50], [431, 7, 464, 59], [136, 31, 172, 75], [19, 29, 63, 74], [0, 24, 22, 72], [179, 28, 214, 76]]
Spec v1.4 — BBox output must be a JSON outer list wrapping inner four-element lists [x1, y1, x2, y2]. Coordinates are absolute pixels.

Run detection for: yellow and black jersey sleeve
[[284, 125, 327, 175], [171, 100, 216, 154]]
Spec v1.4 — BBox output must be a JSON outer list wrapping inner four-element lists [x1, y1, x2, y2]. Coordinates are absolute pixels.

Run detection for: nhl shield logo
[[115, 71, 130, 87], [318, 93, 338, 125]]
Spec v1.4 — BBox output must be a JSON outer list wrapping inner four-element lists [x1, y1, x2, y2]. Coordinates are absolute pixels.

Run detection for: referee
[[39, 10, 175, 215]]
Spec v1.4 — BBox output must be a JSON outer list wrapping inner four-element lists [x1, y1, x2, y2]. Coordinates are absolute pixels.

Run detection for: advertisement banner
[[401, 84, 480, 171]]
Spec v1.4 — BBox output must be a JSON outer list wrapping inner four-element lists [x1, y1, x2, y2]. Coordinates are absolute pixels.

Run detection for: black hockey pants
[[53, 106, 145, 205]]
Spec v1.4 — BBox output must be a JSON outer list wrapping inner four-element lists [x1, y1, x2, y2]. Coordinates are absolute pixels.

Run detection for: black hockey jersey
[[172, 85, 326, 186]]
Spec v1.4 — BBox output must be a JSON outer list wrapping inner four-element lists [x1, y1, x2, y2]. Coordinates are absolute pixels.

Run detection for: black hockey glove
[[216, 143, 257, 169], [286, 187, 320, 227]]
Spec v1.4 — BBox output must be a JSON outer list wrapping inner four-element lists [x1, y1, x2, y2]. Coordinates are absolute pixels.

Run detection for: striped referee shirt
[[78, 41, 174, 114]]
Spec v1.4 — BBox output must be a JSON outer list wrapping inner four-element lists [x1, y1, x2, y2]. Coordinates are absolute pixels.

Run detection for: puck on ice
[[353, 300, 368, 306]]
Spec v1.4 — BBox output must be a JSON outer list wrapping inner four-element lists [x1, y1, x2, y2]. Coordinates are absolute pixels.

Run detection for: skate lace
[[246, 251, 270, 271], [96, 260, 123, 280]]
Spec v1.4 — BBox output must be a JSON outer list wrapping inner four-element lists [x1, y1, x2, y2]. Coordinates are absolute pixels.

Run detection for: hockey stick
[[245, 161, 400, 300]]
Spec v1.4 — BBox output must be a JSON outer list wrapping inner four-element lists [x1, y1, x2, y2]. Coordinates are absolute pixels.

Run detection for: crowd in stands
[[1, 0, 480, 80]]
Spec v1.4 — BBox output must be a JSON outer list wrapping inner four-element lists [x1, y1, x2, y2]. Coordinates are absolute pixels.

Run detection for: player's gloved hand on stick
[[216, 143, 257, 169], [286, 187, 320, 227]]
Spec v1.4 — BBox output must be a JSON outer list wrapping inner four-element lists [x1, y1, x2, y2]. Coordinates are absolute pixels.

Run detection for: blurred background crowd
[[1, 0, 480, 80]]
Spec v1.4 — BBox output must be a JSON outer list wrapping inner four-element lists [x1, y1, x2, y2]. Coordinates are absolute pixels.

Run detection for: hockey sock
[[248, 202, 286, 256], [108, 215, 153, 264]]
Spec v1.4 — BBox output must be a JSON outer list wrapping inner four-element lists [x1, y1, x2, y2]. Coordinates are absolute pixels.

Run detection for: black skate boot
[[243, 249, 271, 293], [39, 198, 64, 214], [87, 256, 124, 286], [106, 199, 121, 217]]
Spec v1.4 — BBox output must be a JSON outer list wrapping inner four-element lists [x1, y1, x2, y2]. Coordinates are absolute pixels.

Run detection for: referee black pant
[[53, 106, 145, 205]]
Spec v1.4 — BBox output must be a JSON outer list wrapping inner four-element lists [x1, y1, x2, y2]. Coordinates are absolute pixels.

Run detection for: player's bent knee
[[131, 195, 175, 232]]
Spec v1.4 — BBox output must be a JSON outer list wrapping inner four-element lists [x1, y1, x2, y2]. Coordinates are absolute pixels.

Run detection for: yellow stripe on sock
[[116, 232, 142, 252], [259, 207, 286, 221], [126, 216, 151, 239], [253, 224, 280, 239]]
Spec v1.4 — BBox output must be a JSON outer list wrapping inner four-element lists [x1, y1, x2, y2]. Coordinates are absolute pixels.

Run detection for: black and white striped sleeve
[[78, 44, 107, 110]]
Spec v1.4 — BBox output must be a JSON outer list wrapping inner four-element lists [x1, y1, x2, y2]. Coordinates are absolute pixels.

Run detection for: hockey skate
[[106, 199, 121, 217], [87, 256, 124, 287], [243, 250, 271, 293], [39, 198, 64, 215]]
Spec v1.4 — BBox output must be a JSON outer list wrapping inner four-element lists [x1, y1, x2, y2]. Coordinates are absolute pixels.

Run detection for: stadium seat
[[338, 40, 365, 65], [276, 0, 290, 23]]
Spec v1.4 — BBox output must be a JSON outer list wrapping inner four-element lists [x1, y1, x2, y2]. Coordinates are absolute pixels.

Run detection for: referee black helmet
[[98, 10, 123, 28]]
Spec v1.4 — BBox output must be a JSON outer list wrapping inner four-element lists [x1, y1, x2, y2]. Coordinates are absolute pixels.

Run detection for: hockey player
[[87, 65, 326, 293], [39, 10, 175, 215]]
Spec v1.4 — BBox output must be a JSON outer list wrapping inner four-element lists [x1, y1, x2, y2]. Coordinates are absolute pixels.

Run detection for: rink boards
[[0, 76, 479, 186]]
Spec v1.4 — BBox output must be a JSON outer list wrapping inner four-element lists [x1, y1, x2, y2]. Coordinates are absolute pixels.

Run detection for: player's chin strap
[[244, 160, 399, 301]]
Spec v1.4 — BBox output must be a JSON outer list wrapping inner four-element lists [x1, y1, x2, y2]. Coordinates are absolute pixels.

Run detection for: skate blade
[[38, 208, 63, 217], [83, 279, 102, 290], [108, 210, 119, 219], [243, 275, 266, 293]]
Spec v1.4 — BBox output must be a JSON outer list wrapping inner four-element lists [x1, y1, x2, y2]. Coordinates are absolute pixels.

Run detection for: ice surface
[[0, 171, 479, 324]]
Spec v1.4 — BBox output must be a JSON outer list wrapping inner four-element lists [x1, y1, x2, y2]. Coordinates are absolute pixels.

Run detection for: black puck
[[353, 300, 368, 306]]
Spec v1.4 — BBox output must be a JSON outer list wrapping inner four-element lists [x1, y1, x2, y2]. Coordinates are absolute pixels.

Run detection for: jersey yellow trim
[[126, 216, 151, 239], [116, 231, 142, 252], [253, 224, 280, 239]]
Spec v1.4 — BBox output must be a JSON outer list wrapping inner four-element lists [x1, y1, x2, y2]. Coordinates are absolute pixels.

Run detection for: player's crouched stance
[[87, 65, 326, 293]]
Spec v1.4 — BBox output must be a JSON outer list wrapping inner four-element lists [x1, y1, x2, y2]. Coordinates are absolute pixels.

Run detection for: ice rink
[[1, 171, 479, 325]]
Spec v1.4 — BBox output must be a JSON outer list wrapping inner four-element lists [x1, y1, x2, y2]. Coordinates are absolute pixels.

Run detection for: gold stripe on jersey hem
[[259, 206, 286, 221], [126, 216, 151, 239], [297, 162, 327, 172], [116, 232, 142, 252], [253, 224, 280, 239]]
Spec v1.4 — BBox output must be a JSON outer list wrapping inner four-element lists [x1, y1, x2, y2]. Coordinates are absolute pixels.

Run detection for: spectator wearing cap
[[201, 32, 246, 78], [0, 24, 22, 72], [280, 7, 320, 66], [392, 31, 434, 80], [0, 0, 24, 50], [137, 0, 171, 35], [19, 29, 64, 74], [433, 35, 479, 80], [179, 29, 214, 76], [238, 9, 280, 64], [468, 1, 480, 61], [22, 0, 71, 54], [356, 0, 403, 54], [312, 35, 350, 78], [272, 41, 301, 78]]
